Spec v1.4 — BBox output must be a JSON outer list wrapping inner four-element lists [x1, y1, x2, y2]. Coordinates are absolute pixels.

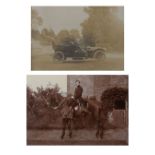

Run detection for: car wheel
[[54, 51, 64, 61], [93, 50, 106, 60]]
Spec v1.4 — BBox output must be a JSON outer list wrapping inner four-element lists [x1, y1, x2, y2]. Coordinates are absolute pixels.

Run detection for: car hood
[[86, 46, 107, 51]]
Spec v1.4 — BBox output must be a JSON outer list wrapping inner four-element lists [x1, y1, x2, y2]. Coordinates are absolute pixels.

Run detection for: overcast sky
[[33, 7, 88, 33], [32, 7, 124, 34], [27, 75, 67, 93]]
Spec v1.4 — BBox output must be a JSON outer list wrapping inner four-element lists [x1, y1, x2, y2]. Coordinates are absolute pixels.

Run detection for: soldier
[[74, 80, 83, 106], [61, 103, 74, 139], [96, 104, 108, 139], [73, 80, 89, 128], [74, 80, 88, 112]]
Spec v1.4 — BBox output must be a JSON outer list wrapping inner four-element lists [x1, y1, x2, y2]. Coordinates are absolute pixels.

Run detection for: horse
[[86, 97, 110, 139], [44, 95, 111, 139], [46, 96, 89, 139], [43, 96, 76, 139], [58, 96, 110, 139], [59, 97, 89, 139]]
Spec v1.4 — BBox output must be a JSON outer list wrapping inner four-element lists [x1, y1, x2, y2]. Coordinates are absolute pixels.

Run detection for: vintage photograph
[[31, 6, 124, 70], [27, 75, 128, 145]]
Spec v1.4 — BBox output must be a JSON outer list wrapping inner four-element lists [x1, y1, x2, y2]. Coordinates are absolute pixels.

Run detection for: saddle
[[74, 99, 88, 114]]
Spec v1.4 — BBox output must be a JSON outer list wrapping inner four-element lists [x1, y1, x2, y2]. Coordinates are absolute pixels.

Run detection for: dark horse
[[60, 97, 89, 139], [44, 87, 128, 140], [59, 96, 110, 139], [46, 95, 111, 140], [87, 97, 110, 139]]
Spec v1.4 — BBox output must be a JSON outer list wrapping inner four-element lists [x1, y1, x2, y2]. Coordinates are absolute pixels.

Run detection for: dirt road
[[27, 128, 128, 145], [31, 47, 124, 70]]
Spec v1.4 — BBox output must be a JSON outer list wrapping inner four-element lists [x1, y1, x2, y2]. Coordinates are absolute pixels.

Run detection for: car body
[[53, 41, 106, 61]]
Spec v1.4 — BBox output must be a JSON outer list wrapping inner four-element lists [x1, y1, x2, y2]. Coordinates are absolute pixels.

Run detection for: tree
[[56, 29, 81, 45], [70, 29, 81, 41], [56, 30, 72, 44], [101, 87, 128, 112], [41, 28, 56, 38], [31, 29, 41, 40], [27, 84, 64, 129], [40, 28, 56, 46], [31, 9, 43, 30], [81, 7, 124, 51]]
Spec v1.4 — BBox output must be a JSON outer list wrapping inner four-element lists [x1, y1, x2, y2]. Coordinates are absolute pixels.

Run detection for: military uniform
[[61, 105, 74, 139], [74, 85, 88, 114], [74, 85, 83, 100], [96, 106, 107, 139]]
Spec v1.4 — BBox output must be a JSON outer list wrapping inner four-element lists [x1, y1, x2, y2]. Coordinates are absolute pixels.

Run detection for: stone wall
[[67, 75, 128, 100], [94, 75, 128, 100], [67, 75, 128, 128]]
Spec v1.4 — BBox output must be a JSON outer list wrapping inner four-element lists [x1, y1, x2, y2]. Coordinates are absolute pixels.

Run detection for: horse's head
[[66, 96, 77, 108]]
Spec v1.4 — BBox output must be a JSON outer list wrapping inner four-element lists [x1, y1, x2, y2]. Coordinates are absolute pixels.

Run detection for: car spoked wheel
[[93, 50, 106, 60], [54, 51, 64, 61]]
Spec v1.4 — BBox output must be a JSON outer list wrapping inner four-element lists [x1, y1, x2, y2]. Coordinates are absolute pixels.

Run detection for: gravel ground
[[31, 47, 124, 70], [27, 128, 128, 145]]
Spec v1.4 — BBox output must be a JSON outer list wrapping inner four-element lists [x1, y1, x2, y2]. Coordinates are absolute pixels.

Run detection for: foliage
[[31, 7, 124, 52], [101, 87, 128, 112], [27, 84, 64, 129], [81, 7, 124, 51], [55, 29, 81, 45], [31, 9, 43, 30]]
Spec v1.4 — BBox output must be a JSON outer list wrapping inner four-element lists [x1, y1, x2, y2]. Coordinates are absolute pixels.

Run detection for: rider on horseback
[[74, 80, 87, 112]]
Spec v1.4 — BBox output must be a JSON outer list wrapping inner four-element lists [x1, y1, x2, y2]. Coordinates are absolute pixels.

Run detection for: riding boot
[[100, 131, 103, 139], [100, 126, 104, 139], [96, 130, 99, 138], [96, 120, 100, 138], [61, 118, 66, 139], [68, 119, 72, 138], [61, 130, 65, 139], [69, 131, 72, 138]]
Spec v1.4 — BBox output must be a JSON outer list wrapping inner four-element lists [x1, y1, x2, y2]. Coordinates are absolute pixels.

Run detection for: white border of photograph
[[1, 0, 155, 155]]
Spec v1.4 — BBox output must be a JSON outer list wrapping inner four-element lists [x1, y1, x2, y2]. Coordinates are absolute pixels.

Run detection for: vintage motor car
[[53, 41, 106, 61]]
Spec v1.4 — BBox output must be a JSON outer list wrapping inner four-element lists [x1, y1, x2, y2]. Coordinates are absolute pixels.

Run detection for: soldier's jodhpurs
[[96, 120, 104, 138], [61, 118, 73, 138]]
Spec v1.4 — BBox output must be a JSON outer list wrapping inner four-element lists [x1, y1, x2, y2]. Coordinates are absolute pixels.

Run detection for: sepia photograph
[[2, 0, 155, 154], [31, 6, 124, 70], [27, 75, 128, 145]]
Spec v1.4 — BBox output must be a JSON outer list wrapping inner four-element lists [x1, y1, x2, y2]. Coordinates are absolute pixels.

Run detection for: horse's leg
[[61, 118, 66, 139], [81, 113, 85, 128], [96, 120, 100, 138], [100, 123, 104, 139], [68, 119, 73, 138]]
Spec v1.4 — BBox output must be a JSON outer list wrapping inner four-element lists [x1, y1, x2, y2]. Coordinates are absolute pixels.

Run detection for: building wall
[[112, 109, 128, 128], [67, 75, 128, 128], [67, 75, 128, 100], [94, 75, 128, 100], [67, 75, 94, 98]]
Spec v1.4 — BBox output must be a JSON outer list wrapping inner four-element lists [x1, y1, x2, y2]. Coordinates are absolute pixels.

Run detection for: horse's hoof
[[61, 135, 64, 140], [100, 134, 103, 139], [96, 133, 99, 138], [69, 133, 72, 138]]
